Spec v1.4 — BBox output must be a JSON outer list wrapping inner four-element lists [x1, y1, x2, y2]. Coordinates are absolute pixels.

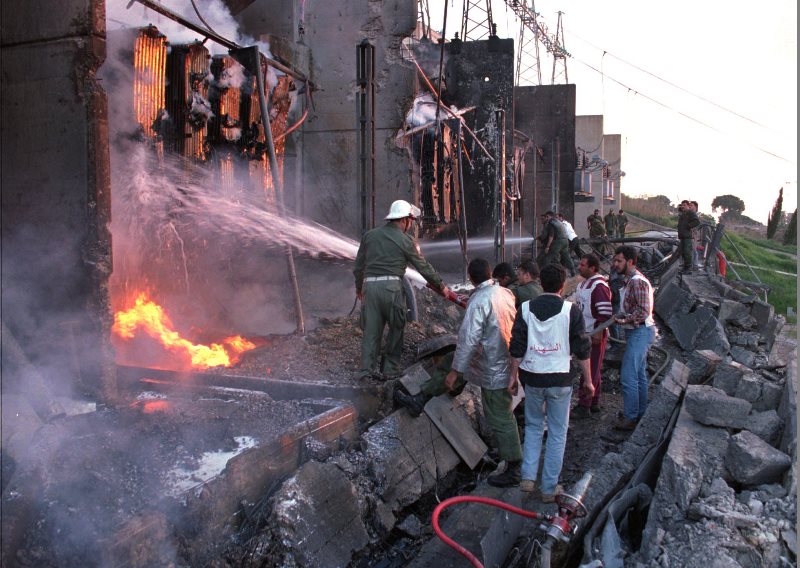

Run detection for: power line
[[541, 17, 776, 132], [568, 56, 796, 165]]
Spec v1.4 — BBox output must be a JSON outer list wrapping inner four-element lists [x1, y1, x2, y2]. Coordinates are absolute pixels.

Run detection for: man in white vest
[[508, 264, 593, 502], [572, 253, 613, 419]]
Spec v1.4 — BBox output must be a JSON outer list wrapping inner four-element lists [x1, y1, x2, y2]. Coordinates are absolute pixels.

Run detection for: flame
[[112, 292, 255, 369]]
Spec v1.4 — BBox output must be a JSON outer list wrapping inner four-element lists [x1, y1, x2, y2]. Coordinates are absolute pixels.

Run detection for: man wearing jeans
[[611, 246, 656, 430], [508, 264, 592, 501]]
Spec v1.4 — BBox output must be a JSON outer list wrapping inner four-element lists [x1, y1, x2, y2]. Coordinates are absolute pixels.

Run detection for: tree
[[767, 187, 784, 239], [783, 209, 797, 246], [711, 194, 745, 215]]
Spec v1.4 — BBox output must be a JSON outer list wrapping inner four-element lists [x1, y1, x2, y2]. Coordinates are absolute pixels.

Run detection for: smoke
[[107, 0, 276, 60]]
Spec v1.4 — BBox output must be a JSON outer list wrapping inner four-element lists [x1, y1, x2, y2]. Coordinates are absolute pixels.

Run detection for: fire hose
[[432, 473, 593, 568]]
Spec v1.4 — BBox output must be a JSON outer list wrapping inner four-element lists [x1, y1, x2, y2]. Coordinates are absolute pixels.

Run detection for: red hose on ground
[[431, 495, 545, 568]]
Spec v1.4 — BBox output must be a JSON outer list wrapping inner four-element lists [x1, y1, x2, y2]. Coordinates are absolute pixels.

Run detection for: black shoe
[[571, 406, 592, 419], [487, 460, 521, 487], [590, 404, 601, 414], [393, 390, 428, 418]]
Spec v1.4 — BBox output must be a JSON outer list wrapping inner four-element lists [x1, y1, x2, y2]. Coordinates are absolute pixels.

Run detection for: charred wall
[[441, 36, 515, 236], [0, 0, 115, 401], [514, 84, 576, 229], [231, 0, 418, 238]]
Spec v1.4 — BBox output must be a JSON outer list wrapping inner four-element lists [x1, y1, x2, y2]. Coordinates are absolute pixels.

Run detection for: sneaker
[[487, 460, 521, 487], [571, 406, 592, 419], [590, 404, 601, 414], [613, 417, 637, 431], [541, 484, 563, 503], [519, 479, 537, 493]]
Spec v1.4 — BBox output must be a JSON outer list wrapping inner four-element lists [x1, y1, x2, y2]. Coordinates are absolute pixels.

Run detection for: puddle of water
[[165, 435, 258, 497]]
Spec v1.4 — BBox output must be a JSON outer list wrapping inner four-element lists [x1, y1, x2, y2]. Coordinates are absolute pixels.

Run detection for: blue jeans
[[621, 325, 655, 421], [521, 385, 572, 494]]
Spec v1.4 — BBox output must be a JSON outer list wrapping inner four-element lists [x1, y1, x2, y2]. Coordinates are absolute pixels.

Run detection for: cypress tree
[[783, 209, 797, 246], [767, 187, 784, 239]]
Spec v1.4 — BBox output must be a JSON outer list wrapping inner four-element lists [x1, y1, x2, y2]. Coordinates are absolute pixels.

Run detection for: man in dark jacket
[[677, 200, 700, 271], [508, 264, 593, 501]]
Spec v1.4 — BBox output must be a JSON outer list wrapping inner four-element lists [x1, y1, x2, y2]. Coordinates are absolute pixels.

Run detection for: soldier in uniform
[[604, 209, 618, 238], [513, 260, 543, 308], [587, 209, 605, 238], [537, 211, 574, 275], [353, 200, 450, 379], [617, 210, 629, 238]]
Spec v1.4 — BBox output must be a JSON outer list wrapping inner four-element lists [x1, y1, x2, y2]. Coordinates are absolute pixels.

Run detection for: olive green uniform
[[513, 281, 543, 308], [587, 214, 605, 237], [354, 222, 443, 378], [617, 213, 628, 238], [677, 210, 700, 270], [604, 212, 618, 237]]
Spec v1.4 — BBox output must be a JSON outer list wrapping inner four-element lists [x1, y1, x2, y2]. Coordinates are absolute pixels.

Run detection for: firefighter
[[353, 200, 450, 380]]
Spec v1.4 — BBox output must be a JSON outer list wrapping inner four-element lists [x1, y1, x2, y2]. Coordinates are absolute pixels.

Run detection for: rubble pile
[[630, 271, 797, 568]]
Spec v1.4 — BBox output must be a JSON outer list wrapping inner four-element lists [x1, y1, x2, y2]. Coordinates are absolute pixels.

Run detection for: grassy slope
[[720, 232, 797, 318]]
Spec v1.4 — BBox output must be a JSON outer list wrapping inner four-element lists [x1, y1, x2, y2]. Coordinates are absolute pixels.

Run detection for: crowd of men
[[354, 200, 656, 500]]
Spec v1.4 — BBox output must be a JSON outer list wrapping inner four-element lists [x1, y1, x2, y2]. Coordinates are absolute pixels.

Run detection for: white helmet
[[385, 199, 421, 220]]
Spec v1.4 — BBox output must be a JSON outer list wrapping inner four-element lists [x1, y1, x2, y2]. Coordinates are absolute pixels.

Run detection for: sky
[[427, 0, 797, 224]]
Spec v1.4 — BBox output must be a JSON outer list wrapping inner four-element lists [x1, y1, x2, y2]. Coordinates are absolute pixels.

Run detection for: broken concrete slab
[[656, 407, 731, 512], [717, 298, 750, 323], [400, 363, 432, 396], [744, 410, 782, 447], [726, 430, 792, 486], [749, 299, 774, 332], [654, 279, 694, 321], [734, 373, 783, 412], [760, 314, 785, 353], [684, 349, 722, 385], [269, 460, 370, 568], [684, 384, 752, 429], [668, 305, 729, 354], [364, 410, 461, 513], [694, 315, 731, 353], [423, 394, 487, 469], [730, 345, 756, 368], [711, 361, 747, 396]]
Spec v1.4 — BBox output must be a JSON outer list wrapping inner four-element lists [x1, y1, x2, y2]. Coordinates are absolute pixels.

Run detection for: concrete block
[[364, 410, 461, 513], [684, 385, 751, 429], [750, 300, 774, 331], [726, 430, 791, 486], [270, 461, 370, 568], [735, 373, 783, 412], [684, 350, 722, 385], [712, 362, 746, 396], [694, 315, 731, 354], [744, 410, 782, 446], [761, 315, 785, 353], [717, 299, 750, 323], [656, 408, 730, 512], [654, 279, 694, 321], [668, 308, 713, 351], [730, 345, 756, 368]]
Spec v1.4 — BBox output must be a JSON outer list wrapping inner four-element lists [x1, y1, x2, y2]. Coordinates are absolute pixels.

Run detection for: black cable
[[568, 56, 796, 165], [190, 0, 218, 35], [554, 24, 774, 131]]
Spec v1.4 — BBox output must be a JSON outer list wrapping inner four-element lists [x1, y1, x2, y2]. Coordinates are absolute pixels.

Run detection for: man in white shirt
[[557, 213, 580, 257]]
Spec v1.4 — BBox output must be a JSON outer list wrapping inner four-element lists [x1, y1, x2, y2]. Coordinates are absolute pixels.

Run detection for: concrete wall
[[233, 0, 418, 238], [0, 0, 115, 400], [574, 115, 603, 237], [514, 84, 576, 238]]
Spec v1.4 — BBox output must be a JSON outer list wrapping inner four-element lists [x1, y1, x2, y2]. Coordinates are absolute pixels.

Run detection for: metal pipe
[[409, 58, 494, 162], [457, 119, 469, 283], [128, 0, 312, 85], [243, 46, 305, 335]]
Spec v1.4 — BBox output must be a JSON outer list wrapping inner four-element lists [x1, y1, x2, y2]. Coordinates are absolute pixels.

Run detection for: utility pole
[[461, 0, 493, 41]]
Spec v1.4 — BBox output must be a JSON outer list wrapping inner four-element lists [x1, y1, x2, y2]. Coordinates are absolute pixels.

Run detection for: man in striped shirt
[[572, 254, 613, 418], [612, 246, 656, 431]]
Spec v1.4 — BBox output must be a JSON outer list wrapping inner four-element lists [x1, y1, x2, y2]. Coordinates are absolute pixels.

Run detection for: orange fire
[[112, 292, 255, 369]]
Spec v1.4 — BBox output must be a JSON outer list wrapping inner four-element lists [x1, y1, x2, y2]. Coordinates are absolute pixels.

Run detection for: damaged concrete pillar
[[1, 0, 115, 402]]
